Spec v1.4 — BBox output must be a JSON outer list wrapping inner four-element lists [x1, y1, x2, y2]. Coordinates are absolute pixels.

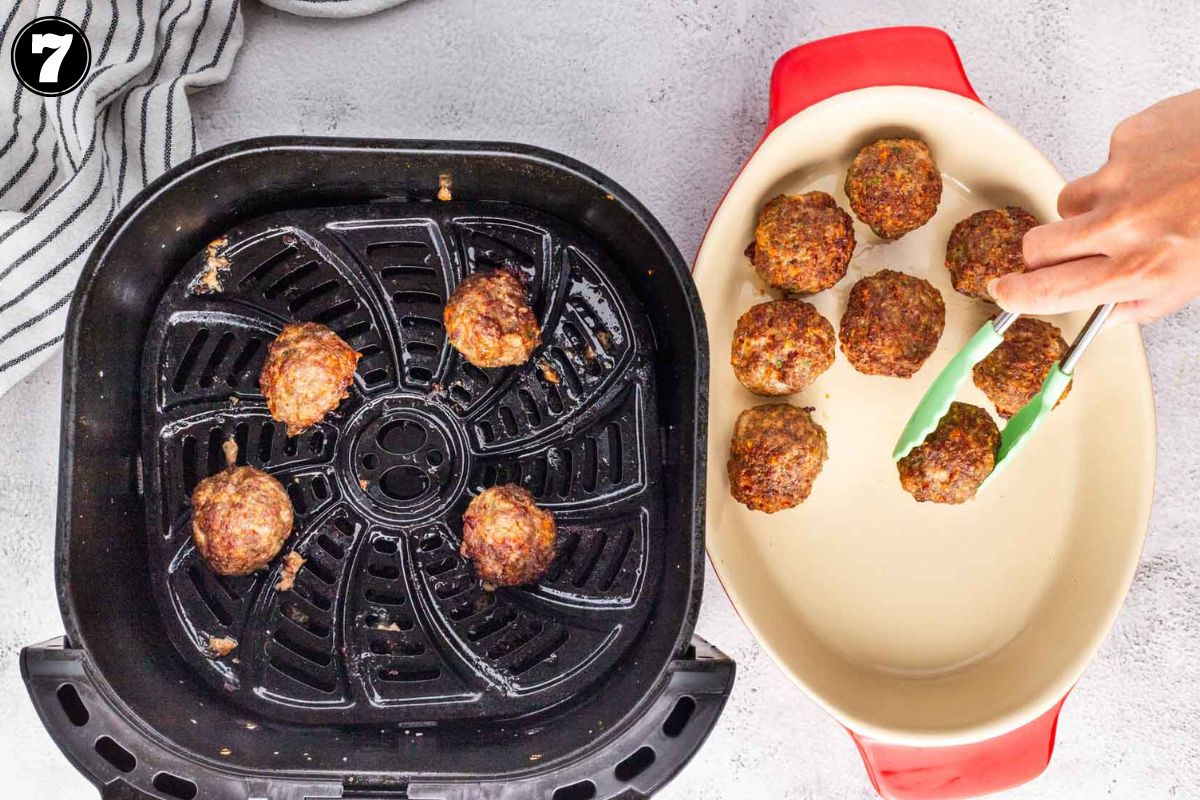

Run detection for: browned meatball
[[731, 299, 836, 396], [845, 138, 942, 239], [945, 207, 1039, 300], [897, 402, 999, 504], [192, 441, 294, 575], [727, 404, 828, 513], [461, 484, 557, 587], [972, 317, 1071, 418], [444, 270, 541, 368], [260, 322, 360, 437], [750, 192, 855, 294], [839, 269, 945, 377]]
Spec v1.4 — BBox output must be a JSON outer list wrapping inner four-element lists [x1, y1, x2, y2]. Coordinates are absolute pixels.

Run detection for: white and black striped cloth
[[0, 0, 405, 395]]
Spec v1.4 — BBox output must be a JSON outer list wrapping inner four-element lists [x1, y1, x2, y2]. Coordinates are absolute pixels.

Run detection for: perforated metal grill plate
[[141, 202, 663, 723]]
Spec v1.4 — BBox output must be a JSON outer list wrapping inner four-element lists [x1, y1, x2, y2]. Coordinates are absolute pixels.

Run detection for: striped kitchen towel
[[0, 0, 406, 395]]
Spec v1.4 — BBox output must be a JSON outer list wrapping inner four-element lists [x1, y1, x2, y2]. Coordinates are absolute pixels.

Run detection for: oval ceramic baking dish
[[693, 27, 1155, 800]]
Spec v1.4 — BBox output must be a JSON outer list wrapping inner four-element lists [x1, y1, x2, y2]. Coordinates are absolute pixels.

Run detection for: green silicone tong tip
[[978, 364, 1073, 490], [892, 317, 1008, 462]]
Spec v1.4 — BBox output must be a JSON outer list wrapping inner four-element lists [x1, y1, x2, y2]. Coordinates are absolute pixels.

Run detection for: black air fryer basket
[[21, 138, 732, 800]]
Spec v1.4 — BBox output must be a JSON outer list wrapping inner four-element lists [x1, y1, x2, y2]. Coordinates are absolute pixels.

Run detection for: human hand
[[990, 89, 1200, 325]]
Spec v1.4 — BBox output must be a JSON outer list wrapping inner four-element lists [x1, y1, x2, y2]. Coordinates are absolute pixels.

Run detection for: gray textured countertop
[[7, 1, 1199, 797]]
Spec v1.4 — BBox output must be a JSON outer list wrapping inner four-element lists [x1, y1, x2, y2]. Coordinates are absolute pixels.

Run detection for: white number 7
[[31, 32, 74, 84]]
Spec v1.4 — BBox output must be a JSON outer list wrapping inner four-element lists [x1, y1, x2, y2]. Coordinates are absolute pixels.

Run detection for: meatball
[[750, 192, 856, 294], [731, 299, 836, 395], [461, 484, 557, 587], [897, 402, 999, 504], [444, 270, 541, 368], [192, 441, 294, 575], [945, 206, 1039, 300], [845, 138, 942, 239], [727, 404, 828, 513], [260, 322, 360, 437], [972, 317, 1071, 418], [839, 269, 945, 377]]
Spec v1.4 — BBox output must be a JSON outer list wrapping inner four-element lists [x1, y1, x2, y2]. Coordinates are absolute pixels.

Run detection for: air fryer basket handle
[[21, 638, 273, 800], [22, 636, 733, 800], [766, 26, 981, 134], [404, 637, 735, 800]]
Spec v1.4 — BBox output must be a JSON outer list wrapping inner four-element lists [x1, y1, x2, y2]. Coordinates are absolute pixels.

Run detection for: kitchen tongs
[[893, 303, 1114, 489]]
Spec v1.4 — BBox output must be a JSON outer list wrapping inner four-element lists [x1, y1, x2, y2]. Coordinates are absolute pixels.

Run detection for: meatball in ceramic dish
[[192, 441, 294, 576], [749, 192, 855, 295], [727, 403, 828, 513], [839, 269, 945, 378], [731, 299, 836, 396], [973, 316, 1071, 418], [444, 270, 542, 368], [461, 484, 557, 587], [897, 401, 999, 504], [845, 138, 942, 239], [260, 322, 360, 437], [945, 206, 1038, 300]]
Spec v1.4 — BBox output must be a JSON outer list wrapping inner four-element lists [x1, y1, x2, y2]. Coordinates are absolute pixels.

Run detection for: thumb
[[989, 256, 1120, 315]]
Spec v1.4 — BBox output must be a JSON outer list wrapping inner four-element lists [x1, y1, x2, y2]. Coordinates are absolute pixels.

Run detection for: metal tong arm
[[981, 302, 1114, 487], [1060, 303, 1114, 375], [991, 309, 1021, 336]]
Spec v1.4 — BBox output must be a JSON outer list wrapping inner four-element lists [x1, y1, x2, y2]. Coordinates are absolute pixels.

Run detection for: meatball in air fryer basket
[[460, 484, 558, 588], [444, 269, 542, 368], [260, 322, 360, 437], [191, 440, 294, 576]]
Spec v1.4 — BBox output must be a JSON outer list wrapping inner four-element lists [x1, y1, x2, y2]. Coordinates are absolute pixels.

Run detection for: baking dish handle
[[849, 695, 1068, 800], [767, 26, 982, 134]]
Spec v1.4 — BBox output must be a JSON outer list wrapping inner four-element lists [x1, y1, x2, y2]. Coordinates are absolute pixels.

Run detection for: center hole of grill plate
[[379, 465, 429, 501], [342, 396, 469, 523], [377, 419, 426, 454]]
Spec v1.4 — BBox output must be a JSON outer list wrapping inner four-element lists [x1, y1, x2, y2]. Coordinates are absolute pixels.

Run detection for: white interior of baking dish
[[694, 87, 1155, 746]]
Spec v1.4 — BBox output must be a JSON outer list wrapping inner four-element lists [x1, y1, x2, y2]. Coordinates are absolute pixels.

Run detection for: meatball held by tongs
[[897, 402, 999, 504]]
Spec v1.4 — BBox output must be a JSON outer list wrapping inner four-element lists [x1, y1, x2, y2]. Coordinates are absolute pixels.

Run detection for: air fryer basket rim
[[59, 133, 709, 659], [44, 136, 723, 794]]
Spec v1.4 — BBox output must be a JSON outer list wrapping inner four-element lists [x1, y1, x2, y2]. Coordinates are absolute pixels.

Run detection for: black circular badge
[[10, 16, 91, 97]]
